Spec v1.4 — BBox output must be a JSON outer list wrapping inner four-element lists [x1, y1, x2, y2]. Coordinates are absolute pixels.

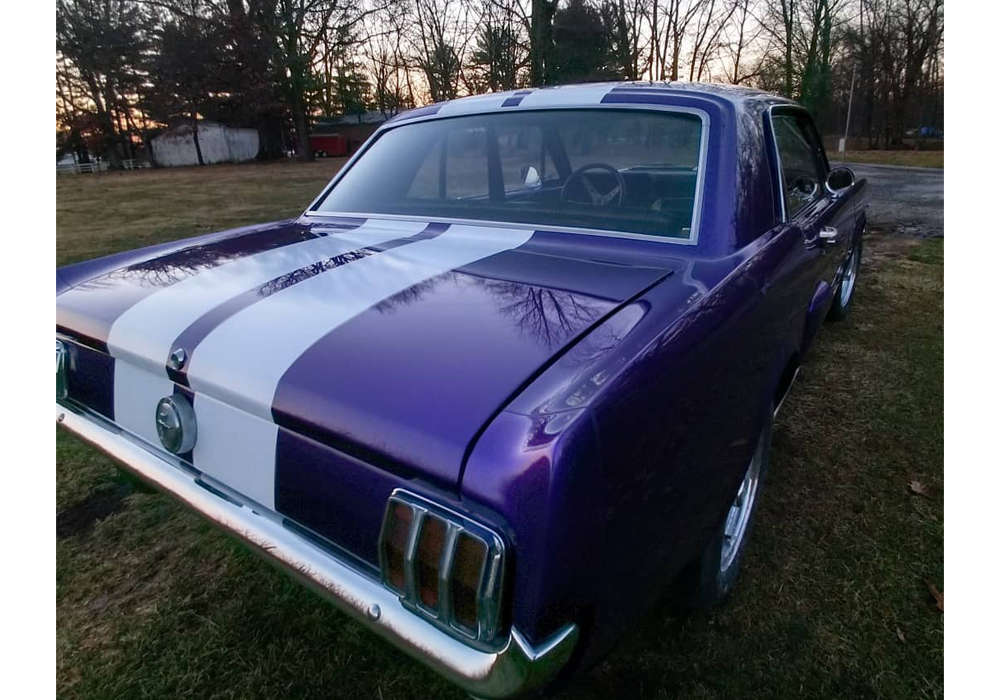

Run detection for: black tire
[[827, 235, 863, 321], [676, 413, 773, 609]]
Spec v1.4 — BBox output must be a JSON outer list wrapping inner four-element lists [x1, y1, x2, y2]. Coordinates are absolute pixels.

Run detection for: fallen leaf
[[896, 627, 906, 643], [925, 580, 944, 612], [909, 480, 935, 499]]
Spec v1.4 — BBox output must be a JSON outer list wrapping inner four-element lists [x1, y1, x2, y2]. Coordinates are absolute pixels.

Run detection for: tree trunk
[[85, 75, 123, 170], [782, 0, 795, 98], [256, 110, 286, 161], [191, 114, 205, 166], [146, 135, 158, 168], [291, 92, 313, 162], [530, 0, 555, 86]]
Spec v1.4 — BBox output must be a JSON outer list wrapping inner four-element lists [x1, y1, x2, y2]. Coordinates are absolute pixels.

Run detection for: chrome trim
[[765, 104, 789, 224], [303, 104, 711, 247], [818, 226, 839, 244], [766, 104, 826, 224], [773, 366, 801, 418], [380, 490, 507, 649], [303, 210, 699, 246], [56, 402, 578, 699], [824, 166, 856, 199], [720, 431, 764, 573], [56, 339, 68, 400], [155, 394, 197, 454], [168, 347, 187, 371]]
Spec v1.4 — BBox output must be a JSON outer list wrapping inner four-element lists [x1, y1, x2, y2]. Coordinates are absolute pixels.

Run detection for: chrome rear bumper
[[56, 402, 578, 699]]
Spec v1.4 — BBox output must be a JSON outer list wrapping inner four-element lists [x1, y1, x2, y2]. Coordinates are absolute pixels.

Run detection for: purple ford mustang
[[56, 82, 867, 697]]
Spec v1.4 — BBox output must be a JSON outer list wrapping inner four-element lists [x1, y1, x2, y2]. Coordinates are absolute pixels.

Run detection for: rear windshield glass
[[314, 109, 704, 240]]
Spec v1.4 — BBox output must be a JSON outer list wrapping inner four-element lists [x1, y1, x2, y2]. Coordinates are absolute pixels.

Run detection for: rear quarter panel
[[461, 223, 816, 662], [461, 97, 837, 664]]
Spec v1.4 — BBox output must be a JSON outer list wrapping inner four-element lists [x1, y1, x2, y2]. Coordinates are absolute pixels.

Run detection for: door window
[[772, 113, 827, 217]]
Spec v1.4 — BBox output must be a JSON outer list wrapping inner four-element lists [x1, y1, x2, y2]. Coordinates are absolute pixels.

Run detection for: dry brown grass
[[56, 164, 943, 700], [842, 150, 944, 169], [57, 159, 348, 266]]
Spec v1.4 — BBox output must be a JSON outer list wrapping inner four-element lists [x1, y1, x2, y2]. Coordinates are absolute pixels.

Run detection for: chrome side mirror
[[825, 166, 855, 198], [522, 165, 541, 188]]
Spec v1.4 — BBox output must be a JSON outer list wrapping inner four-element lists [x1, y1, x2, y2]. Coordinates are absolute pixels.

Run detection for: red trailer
[[308, 134, 347, 157]]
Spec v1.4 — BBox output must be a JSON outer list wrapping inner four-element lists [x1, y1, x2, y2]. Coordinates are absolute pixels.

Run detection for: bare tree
[[686, 0, 738, 81], [529, 0, 559, 84], [470, 1, 529, 91], [56, 0, 151, 169], [649, 0, 711, 81], [602, 0, 651, 80], [363, 11, 414, 116], [410, 0, 473, 101], [719, 0, 770, 84]]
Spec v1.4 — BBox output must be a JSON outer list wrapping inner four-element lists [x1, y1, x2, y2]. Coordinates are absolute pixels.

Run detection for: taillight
[[451, 532, 487, 632], [381, 501, 413, 593], [378, 492, 505, 646], [416, 515, 446, 608]]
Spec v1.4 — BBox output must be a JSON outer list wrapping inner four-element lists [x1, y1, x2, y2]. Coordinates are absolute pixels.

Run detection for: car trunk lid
[[57, 217, 677, 540]]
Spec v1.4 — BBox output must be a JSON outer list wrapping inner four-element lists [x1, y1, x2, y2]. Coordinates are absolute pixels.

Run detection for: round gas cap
[[155, 394, 197, 454]]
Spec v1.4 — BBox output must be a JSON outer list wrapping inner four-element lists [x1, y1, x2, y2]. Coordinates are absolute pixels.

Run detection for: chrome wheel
[[720, 437, 764, 574], [840, 246, 860, 307]]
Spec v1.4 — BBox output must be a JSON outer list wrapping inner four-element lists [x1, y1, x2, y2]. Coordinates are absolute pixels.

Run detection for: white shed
[[151, 121, 259, 167]]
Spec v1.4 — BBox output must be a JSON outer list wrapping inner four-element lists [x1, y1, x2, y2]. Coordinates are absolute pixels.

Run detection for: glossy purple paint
[[166, 222, 450, 386], [61, 341, 115, 419], [56, 218, 363, 351], [271, 229, 672, 488], [56, 83, 869, 682]]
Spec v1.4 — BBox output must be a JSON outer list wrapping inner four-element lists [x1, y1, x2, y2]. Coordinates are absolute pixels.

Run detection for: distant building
[[150, 120, 259, 167], [313, 111, 395, 155]]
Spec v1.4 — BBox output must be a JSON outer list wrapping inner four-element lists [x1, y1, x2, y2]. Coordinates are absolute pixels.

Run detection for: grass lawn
[[56, 159, 349, 266], [57, 164, 943, 699], [842, 149, 944, 169]]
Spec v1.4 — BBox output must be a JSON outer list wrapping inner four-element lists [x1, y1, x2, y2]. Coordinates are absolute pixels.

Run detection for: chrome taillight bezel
[[56, 338, 68, 400], [378, 490, 506, 648]]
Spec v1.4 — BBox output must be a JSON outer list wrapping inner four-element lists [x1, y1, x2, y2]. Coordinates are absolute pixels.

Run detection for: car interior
[[317, 109, 705, 240]]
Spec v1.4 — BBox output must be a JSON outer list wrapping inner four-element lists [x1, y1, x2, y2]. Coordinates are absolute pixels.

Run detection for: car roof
[[387, 81, 798, 125]]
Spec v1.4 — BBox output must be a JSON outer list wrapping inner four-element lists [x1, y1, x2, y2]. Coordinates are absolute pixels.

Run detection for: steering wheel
[[560, 163, 626, 207]]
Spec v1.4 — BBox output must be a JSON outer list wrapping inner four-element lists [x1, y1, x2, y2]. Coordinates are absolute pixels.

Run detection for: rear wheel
[[678, 413, 773, 608], [828, 235, 862, 321]]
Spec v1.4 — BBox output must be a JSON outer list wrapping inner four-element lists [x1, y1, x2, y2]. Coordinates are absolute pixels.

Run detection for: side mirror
[[825, 166, 855, 197], [522, 165, 541, 188]]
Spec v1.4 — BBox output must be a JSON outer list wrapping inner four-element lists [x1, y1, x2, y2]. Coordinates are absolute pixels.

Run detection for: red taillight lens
[[451, 532, 487, 632], [379, 495, 503, 644], [382, 501, 412, 592], [416, 515, 446, 609]]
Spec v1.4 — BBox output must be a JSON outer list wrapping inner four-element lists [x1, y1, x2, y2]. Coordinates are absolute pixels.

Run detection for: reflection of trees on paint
[[370, 272, 611, 351], [256, 250, 374, 297], [478, 280, 607, 350], [372, 276, 446, 314], [79, 226, 323, 290]]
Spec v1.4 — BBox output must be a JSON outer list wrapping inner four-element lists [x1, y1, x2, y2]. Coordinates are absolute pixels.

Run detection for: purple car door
[[770, 108, 853, 341]]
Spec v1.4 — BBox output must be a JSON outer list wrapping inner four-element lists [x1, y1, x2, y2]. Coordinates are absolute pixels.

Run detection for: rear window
[[314, 109, 705, 240]]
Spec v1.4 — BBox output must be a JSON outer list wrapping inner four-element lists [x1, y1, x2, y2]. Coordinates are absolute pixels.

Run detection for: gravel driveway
[[846, 162, 944, 237]]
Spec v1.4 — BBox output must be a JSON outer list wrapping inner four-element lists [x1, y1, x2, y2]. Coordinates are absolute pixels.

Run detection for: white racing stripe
[[113, 361, 176, 448], [187, 225, 535, 422], [107, 219, 427, 374], [192, 392, 280, 509], [437, 93, 510, 116], [113, 361, 279, 509], [518, 84, 615, 108], [108, 218, 426, 507]]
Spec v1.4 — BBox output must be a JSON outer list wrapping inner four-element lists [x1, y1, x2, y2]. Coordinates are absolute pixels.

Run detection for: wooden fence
[[57, 159, 148, 175]]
